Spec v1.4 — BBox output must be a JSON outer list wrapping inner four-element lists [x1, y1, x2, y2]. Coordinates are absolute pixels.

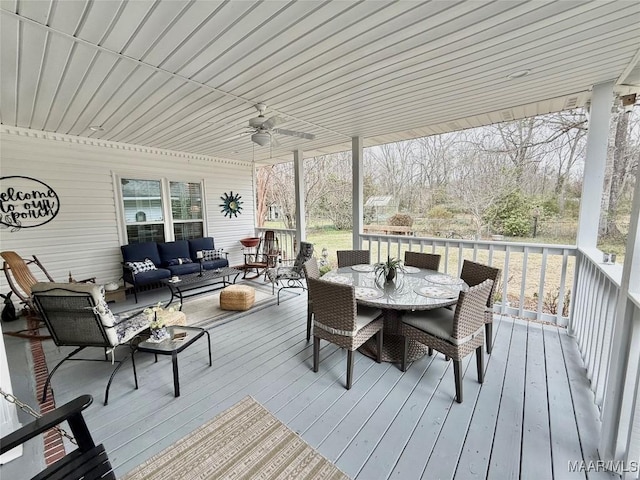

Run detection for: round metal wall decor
[[220, 191, 243, 218]]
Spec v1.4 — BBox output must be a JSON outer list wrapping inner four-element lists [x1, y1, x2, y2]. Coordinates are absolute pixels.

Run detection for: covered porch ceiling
[[1, 0, 639, 165]]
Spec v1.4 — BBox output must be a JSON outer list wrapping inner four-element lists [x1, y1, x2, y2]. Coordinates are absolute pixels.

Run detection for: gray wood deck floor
[[6, 290, 615, 479]]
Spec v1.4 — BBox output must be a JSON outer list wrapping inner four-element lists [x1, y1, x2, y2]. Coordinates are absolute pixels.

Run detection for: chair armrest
[[0, 395, 94, 455]]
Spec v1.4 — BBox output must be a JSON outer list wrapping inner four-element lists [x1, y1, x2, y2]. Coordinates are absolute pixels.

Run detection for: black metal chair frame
[[0, 395, 116, 480], [268, 242, 314, 305], [32, 288, 142, 406]]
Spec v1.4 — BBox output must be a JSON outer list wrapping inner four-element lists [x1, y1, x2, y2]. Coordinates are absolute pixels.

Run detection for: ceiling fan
[[245, 103, 315, 146]]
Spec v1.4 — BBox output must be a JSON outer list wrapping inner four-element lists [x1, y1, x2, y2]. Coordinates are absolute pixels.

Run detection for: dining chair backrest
[[303, 257, 320, 280], [404, 251, 441, 271], [452, 279, 493, 340], [337, 250, 370, 268], [460, 260, 501, 308], [307, 277, 357, 332]]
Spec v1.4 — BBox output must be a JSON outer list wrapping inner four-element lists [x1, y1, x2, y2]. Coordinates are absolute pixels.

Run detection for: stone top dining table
[[322, 264, 468, 364]]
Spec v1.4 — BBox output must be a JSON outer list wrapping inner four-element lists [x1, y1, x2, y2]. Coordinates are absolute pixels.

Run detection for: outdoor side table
[[132, 326, 212, 398]]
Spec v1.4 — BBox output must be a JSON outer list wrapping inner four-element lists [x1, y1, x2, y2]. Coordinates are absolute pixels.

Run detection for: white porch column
[[293, 149, 306, 245], [599, 149, 640, 467], [352, 136, 364, 249], [576, 81, 615, 248]]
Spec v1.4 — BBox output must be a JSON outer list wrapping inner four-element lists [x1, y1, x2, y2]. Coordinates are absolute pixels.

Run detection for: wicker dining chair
[[307, 277, 383, 389], [460, 260, 501, 353], [400, 279, 493, 403], [404, 251, 441, 271], [336, 250, 371, 268], [302, 257, 321, 342]]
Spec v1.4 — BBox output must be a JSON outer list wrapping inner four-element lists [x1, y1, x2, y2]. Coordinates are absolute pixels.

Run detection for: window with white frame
[[120, 178, 204, 244]]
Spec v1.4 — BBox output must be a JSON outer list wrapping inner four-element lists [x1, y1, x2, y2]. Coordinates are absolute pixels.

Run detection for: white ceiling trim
[[0, 125, 249, 166]]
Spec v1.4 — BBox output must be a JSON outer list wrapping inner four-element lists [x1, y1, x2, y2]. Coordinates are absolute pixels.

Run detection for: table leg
[[205, 330, 212, 366], [132, 350, 139, 390], [358, 309, 429, 364], [172, 351, 180, 397]]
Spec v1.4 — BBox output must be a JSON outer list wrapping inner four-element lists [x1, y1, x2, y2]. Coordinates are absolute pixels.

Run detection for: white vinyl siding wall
[[0, 127, 255, 293]]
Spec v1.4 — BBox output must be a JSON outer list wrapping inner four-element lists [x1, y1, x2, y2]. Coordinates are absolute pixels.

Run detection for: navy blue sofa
[[121, 237, 228, 302]]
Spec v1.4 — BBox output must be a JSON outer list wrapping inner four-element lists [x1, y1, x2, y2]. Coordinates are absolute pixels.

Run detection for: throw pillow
[[126, 258, 157, 275], [202, 249, 223, 261], [165, 257, 193, 267]]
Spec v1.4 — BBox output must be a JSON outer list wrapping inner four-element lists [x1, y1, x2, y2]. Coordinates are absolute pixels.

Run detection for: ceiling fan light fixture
[[251, 131, 270, 146]]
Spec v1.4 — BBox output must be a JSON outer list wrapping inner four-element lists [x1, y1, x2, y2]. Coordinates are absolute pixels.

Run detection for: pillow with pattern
[[125, 258, 157, 274], [165, 257, 193, 267], [202, 249, 224, 261]]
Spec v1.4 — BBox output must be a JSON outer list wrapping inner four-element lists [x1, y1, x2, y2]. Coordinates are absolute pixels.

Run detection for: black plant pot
[[385, 268, 396, 282]]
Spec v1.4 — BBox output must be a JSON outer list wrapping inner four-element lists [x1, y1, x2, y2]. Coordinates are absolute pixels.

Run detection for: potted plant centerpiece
[[374, 256, 405, 283], [143, 302, 179, 342]]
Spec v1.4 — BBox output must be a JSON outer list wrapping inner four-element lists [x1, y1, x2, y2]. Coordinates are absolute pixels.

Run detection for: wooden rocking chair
[[242, 231, 280, 280], [1, 251, 94, 339]]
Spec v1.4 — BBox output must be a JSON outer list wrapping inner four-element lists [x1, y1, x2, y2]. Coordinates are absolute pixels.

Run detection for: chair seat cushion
[[267, 267, 302, 282], [403, 308, 483, 346], [132, 268, 172, 284], [167, 263, 200, 275], [202, 258, 229, 270], [314, 305, 381, 337]]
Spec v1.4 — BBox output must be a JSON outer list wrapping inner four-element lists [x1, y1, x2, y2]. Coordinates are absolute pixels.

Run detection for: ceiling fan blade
[[270, 132, 280, 147], [261, 115, 282, 130], [272, 128, 315, 140]]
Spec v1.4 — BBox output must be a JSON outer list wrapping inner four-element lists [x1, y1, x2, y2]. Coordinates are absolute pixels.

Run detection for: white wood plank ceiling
[[1, 0, 639, 165]]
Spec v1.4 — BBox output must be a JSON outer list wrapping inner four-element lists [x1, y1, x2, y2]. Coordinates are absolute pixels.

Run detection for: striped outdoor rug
[[123, 396, 349, 480]]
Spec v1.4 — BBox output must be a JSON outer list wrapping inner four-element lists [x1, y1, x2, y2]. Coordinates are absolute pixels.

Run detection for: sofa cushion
[[203, 258, 229, 270], [167, 263, 200, 275], [188, 237, 215, 260], [132, 268, 171, 285], [121, 242, 161, 266], [164, 257, 193, 267], [158, 240, 191, 266]]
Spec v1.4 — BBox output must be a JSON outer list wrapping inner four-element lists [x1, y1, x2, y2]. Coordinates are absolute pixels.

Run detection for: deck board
[[487, 319, 528, 479], [521, 321, 553, 480], [11, 291, 608, 479]]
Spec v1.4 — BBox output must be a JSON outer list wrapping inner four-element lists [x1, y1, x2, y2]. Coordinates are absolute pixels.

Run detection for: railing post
[[599, 142, 640, 465], [352, 136, 363, 250], [293, 149, 306, 243]]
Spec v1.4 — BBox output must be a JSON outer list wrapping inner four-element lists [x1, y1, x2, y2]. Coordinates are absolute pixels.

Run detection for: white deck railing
[[570, 248, 621, 409], [361, 233, 577, 325]]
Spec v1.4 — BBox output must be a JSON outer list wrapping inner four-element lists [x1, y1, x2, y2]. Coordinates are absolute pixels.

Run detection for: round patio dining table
[[322, 265, 468, 363]]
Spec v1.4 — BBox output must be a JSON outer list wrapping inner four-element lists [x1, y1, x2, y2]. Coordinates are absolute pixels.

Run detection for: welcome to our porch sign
[[0, 176, 60, 231]]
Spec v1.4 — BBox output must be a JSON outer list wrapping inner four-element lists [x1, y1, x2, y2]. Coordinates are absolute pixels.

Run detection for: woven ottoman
[[162, 310, 187, 326], [220, 285, 255, 311]]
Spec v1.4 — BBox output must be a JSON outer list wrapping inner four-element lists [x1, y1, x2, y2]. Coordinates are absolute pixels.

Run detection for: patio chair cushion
[[314, 305, 381, 337], [402, 307, 484, 346]]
